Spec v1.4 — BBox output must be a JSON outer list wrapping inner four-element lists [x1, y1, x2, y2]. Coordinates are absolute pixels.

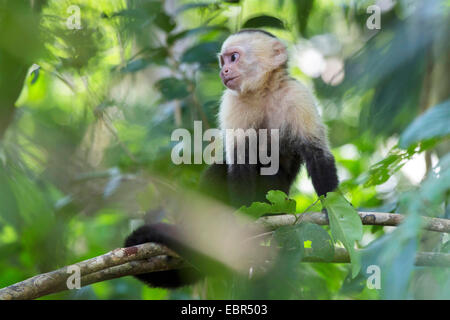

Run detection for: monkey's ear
[[272, 41, 288, 67]]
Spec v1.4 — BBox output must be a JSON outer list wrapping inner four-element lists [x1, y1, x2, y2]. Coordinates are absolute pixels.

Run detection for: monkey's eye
[[230, 52, 239, 63]]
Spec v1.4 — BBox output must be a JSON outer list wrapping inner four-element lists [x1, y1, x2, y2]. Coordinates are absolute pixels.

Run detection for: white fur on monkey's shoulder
[[219, 76, 326, 143]]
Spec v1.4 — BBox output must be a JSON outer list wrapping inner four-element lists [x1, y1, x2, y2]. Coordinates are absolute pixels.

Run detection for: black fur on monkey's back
[[200, 136, 339, 208]]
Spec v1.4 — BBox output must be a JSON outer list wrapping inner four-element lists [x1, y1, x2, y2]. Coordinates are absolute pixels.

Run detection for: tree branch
[[256, 211, 450, 233], [0, 211, 449, 300], [0, 243, 181, 300]]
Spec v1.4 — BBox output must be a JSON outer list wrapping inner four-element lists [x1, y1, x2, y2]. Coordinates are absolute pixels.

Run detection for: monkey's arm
[[285, 84, 339, 197], [301, 142, 338, 197]]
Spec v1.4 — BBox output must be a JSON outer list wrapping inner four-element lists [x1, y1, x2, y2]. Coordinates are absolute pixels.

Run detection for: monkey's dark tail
[[124, 223, 204, 289]]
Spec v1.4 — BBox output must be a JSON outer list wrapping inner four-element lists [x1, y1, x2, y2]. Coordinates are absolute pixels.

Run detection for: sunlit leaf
[[266, 190, 296, 214], [362, 141, 438, 187], [238, 201, 272, 217], [239, 190, 296, 218]]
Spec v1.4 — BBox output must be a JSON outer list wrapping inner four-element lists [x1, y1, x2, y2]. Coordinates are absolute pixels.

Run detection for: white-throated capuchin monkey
[[201, 29, 338, 206], [125, 29, 339, 288]]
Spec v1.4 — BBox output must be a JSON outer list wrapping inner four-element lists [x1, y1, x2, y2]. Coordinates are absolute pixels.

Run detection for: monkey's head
[[218, 29, 288, 93]]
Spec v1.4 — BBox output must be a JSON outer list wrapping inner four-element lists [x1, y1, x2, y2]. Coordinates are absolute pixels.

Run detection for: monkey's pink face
[[219, 47, 243, 91]]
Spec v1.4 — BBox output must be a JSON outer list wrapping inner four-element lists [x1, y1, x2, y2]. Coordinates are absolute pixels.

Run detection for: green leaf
[[238, 202, 272, 217], [363, 153, 403, 187], [273, 225, 304, 252], [273, 225, 305, 270], [339, 272, 367, 296], [362, 143, 435, 187], [273, 223, 334, 262], [155, 77, 190, 100], [266, 190, 296, 214], [181, 42, 221, 65], [293, 0, 315, 36], [399, 100, 450, 148], [154, 12, 176, 32], [242, 15, 285, 29], [121, 58, 150, 73], [239, 190, 296, 218], [322, 192, 362, 277], [299, 223, 335, 261], [145, 47, 169, 65]]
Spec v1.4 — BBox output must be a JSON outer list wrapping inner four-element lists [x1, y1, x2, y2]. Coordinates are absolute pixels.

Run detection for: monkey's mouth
[[224, 76, 239, 87]]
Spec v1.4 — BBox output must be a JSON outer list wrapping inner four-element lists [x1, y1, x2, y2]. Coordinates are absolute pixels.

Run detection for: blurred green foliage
[[0, 0, 449, 300]]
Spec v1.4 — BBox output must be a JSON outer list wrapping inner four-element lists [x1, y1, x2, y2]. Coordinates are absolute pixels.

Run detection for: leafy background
[[0, 0, 449, 299]]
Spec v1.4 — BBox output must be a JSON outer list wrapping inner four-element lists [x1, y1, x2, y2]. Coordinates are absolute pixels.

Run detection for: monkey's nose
[[220, 69, 229, 79]]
